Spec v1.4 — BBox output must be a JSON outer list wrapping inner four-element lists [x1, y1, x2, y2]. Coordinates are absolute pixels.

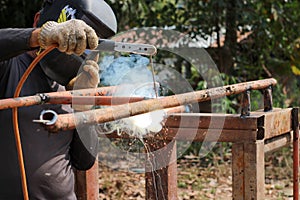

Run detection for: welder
[[0, 0, 117, 199]]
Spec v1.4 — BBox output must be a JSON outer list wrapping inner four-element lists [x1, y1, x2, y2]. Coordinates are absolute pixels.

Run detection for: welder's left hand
[[67, 54, 100, 90], [66, 54, 100, 111]]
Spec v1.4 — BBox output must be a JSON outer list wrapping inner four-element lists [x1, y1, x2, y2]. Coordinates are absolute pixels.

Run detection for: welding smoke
[[100, 55, 153, 86], [98, 54, 164, 137], [72, 27, 224, 173]]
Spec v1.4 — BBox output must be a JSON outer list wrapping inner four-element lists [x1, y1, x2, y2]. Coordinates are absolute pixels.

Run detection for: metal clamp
[[33, 110, 58, 125], [37, 93, 50, 104]]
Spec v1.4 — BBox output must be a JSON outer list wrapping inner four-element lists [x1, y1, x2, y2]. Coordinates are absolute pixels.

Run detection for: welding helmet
[[37, 0, 117, 86]]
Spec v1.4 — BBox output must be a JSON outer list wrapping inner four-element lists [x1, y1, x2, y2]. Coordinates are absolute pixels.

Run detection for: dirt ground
[[98, 145, 295, 200]]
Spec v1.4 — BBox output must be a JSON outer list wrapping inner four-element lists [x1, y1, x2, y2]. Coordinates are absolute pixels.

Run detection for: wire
[[12, 45, 56, 200]]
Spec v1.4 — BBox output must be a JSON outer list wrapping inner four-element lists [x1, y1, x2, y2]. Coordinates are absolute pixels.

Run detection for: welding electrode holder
[[96, 39, 157, 56]]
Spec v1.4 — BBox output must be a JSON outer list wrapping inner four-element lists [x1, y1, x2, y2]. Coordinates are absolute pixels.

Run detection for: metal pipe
[[35, 105, 191, 129], [41, 78, 277, 133], [163, 105, 192, 115], [0, 86, 116, 110], [264, 132, 292, 154], [98, 105, 191, 139], [33, 110, 58, 125], [48, 95, 147, 105]]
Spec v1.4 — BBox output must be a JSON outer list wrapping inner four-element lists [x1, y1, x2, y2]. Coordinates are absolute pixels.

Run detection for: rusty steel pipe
[[97, 105, 191, 140], [264, 132, 292, 154], [43, 78, 277, 132], [163, 105, 192, 115], [0, 86, 118, 110], [48, 95, 147, 105]]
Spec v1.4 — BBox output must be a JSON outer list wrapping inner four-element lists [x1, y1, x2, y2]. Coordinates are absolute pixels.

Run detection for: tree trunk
[[225, 0, 237, 56]]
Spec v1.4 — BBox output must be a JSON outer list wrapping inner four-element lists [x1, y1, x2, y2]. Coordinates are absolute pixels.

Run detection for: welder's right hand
[[38, 19, 98, 55]]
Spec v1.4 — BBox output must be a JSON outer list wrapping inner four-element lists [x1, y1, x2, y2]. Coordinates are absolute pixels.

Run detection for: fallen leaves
[[98, 146, 294, 199]]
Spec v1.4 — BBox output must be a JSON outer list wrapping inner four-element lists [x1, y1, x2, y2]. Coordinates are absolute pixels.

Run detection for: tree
[[107, 0, 300, 106], [1, 0, 299, 106], [0, 0, 42, 28]]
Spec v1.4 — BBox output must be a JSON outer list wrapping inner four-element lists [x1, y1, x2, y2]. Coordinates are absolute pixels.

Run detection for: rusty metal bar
[[166, 112, 259, 130], [75, 159, 98, 200], [232, 141, 265, 199], [0, 95, 42, 110], [264, 132, 292, 153], [263, 86, 273, 112], [0, 86, 117, 110], [241, 90, 251, 117], [50, 95, 146, 105], [163, 104, 192, 115], [43, 78, 277, 132], [254, 108, 292, 140], [98, 105, 191, 139], [145, 140, 177, 200], [292, 108, 299, 200]]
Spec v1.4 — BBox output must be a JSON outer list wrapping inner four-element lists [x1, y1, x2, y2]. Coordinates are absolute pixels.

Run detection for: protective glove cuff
[[38, 21, 57, 49]]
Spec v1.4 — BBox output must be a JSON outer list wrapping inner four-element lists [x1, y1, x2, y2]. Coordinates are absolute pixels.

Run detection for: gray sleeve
[[0, 28, 36, 61]]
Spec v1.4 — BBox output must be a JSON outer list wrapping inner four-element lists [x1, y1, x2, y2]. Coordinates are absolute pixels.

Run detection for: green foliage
[[272, 83, 287, 108], [234, 0, 300, 106], [107, 0, 300, 106], [2, 1, 299, 105], [0, 0, 42, 28]]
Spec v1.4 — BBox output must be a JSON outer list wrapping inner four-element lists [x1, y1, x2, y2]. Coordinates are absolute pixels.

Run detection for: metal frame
[[71, 83, 299, 200], [76, 107, 299, 200]]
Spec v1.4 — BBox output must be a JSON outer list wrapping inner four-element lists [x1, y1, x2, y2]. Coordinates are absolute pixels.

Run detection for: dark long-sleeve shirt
[[0, 28, 77, 199]]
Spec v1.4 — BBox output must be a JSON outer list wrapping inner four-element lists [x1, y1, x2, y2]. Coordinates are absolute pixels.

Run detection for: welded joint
[[37, 93, 50, 104], [240, 90, 251, 118], [263, 86, 273, 112]]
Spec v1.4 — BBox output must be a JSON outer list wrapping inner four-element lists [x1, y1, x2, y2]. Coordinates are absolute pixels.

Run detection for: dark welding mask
[[37, 0, 117, 86]]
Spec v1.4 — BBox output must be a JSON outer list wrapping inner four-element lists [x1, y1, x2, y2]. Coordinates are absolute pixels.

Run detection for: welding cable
[[12, 45, 56, 200]]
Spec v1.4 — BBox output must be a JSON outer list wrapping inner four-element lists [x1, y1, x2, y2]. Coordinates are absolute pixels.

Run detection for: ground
[[98, 144, 295, 200]]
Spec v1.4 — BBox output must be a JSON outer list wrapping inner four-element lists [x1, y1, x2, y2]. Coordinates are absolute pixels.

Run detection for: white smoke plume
[[98, 54, 164, 137]]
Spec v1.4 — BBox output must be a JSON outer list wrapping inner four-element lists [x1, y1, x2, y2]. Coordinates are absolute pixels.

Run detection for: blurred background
[[1, 0, 299, 110]]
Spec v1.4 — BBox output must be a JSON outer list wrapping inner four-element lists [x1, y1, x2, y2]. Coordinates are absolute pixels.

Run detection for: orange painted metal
[[0, 86, 117, 110], [145, 140, 178, 200], [75, 161, 98, 200], [49, 95, 146, 105]]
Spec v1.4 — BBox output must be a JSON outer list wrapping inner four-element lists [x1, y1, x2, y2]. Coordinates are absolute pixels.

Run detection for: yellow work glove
[[67, 54, 100, 111], [38, 19, 98, 55]]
